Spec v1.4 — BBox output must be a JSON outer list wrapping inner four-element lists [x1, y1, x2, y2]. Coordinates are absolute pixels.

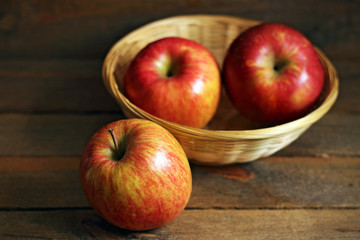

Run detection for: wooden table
[[1, 1, 359, 239]]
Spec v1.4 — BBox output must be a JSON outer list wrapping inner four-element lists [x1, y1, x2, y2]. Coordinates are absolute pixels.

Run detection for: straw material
[[102, 15, 339, 165]]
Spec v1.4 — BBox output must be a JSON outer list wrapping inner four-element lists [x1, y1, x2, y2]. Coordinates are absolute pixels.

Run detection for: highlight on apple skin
[[79, 119, 192, 231], [223, 23, 325, 125], [123, 37, 221, 129]]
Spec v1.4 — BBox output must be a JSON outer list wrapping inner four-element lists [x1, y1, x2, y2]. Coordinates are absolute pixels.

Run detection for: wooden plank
[[191, 157, 360, 209], [0, 59, 358, 114], [1, 156, 358, 209], [330, 60, 360, 115], [279, 112, 360, 157], [0, 60, 120, 113], [0, 157, 88, 208], [0, 113, 358, 157], [0, 0, 359, 60], [0, 113, 123, 157], [0, 209, 359, 239]]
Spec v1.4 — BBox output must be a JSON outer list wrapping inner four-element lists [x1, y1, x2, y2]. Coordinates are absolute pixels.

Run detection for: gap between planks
[[1, 206, 359, 212]]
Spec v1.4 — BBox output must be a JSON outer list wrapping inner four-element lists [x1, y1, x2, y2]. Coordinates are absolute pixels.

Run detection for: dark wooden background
[[0, 0, 359, 239]]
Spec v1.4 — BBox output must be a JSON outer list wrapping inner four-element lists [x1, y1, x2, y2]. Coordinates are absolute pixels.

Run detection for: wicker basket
[[102, 15, 339, 165]]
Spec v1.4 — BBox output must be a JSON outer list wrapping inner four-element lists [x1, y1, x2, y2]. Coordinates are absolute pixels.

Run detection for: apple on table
[[123, 37, 221, 129], [223, 23, 325, 125], [79, 119, 192, 231]]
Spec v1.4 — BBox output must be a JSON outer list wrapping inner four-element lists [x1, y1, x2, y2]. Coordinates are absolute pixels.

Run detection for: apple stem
[[108, 129, 119, 154]]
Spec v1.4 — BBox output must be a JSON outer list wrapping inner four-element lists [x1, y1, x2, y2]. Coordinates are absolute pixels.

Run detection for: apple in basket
[[79, 119, 192, 231], [123, 37, 221, 128], [223, 23, 325, 125]]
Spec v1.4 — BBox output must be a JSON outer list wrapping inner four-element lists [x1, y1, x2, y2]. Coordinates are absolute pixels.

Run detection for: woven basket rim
[[102, 14, 339, 140]]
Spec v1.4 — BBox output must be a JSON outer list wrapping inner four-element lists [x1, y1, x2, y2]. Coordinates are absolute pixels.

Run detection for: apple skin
[[223, 23, 325, 125], [123, 37, 221, 128], [79, 119, 192, 231]]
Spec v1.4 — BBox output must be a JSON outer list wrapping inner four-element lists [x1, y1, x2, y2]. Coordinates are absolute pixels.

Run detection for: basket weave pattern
[[102, 15, 339, 165]]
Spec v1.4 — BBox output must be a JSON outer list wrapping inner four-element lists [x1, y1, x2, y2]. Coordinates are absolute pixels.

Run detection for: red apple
[[123, 37, 221, 128], [223, 23, 325, 125], [79, 119, 192, 231]]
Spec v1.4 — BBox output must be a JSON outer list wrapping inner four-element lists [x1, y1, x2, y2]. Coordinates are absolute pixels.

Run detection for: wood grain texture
[[0, 60, 119, 113], [191, 157, 360, 209], [0, 209, 359, 239], [0, 0, 359, 60], [0, 114, 122, 157], [1, 156, 358, 209]]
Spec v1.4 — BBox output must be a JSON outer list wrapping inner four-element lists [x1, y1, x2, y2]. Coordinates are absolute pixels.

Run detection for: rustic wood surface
[[0, 0, 359, 239]]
